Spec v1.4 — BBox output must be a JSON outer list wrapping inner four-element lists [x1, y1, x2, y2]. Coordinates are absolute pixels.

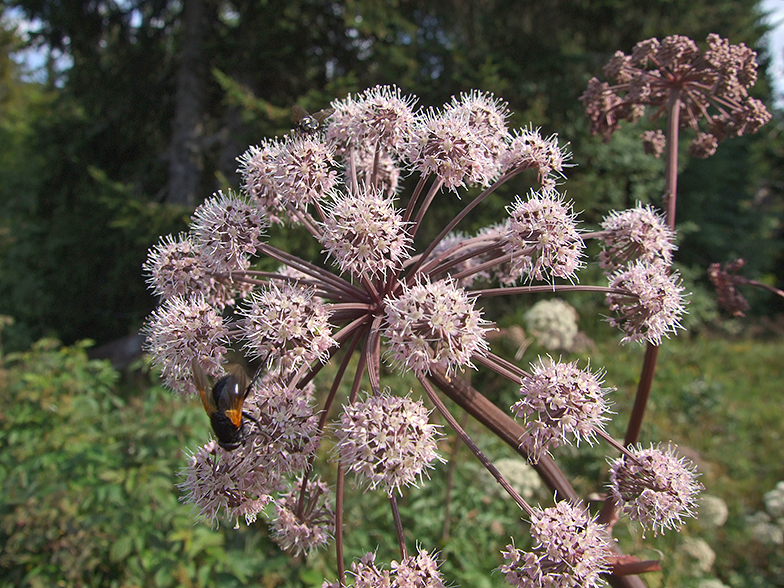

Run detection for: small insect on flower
[[292, 105, 335, 134], [191, 359, 261, 451]]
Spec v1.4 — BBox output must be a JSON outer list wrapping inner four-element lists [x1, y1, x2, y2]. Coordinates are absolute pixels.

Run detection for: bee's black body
[[192, 361, 259, 451]]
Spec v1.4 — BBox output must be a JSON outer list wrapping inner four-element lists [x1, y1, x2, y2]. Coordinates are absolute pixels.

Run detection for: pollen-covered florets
[[143, 233, 210, 300], [447, 89, 510, 162], [383, 278, 492, 376], [274, 135, 338, 210], [319, 186, 412, 279], [501, 127, 569, 189], [408, 107, 499, 190], [190, 191, 267, 270], [512, 358, 612, 462], [142, 294, 229, 394], [237, 138, 287, 224], [239, 282, 336, 375], [606, 260, 686, 345], [178, 440, 275, 527], [505, 189, 584, 283], [609, 443, 702, 534], [270, 476, 333, 555], [598, 203, 676, 272], [334, 393, 443, 494], [500, 502, 611, 588], [353, 85, 418, 152], [391, 548, 446, 588]]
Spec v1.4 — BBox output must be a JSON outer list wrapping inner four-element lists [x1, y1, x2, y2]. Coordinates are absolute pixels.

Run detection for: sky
[[763, 0, 784, 104]]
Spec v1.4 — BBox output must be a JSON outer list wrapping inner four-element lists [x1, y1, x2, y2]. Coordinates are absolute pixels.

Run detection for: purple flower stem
[[418, 375, 534, 516], [389, 494, 409, 560]]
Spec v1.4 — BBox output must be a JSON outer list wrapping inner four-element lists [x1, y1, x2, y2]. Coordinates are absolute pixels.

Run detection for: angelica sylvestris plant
[[144, 84, 699, 587]]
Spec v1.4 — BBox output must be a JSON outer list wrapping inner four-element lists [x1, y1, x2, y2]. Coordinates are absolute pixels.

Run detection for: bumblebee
[[192, 360, 261, 451], [292, 104, 334, 134]]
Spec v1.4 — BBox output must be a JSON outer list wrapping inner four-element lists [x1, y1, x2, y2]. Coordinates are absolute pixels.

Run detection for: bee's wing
[[220, 364, 250, 428], [292, 104, 309, 122], [312, 107, 335, 123], [192, 358, 218, 415]]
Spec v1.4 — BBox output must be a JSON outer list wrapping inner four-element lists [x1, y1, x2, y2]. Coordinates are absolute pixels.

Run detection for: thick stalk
[[623, 90, 680, 448]]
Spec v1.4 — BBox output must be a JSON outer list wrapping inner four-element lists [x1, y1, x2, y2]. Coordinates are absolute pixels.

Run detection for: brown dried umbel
[[581, 34, 771, 157]]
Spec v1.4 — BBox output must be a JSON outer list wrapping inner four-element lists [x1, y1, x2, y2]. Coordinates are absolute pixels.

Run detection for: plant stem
[[389, 494, 408, 560]]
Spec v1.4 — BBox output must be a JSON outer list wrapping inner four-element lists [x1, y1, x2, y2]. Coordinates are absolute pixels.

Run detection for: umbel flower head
[[142, 84, 694, 584], [609, 443, 702, 535], [581, 33, 771, 156], [598, 203, 676, 273]]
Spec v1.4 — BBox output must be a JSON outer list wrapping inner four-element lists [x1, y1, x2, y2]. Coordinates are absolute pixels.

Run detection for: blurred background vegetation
[[0, 0, 782, 587]]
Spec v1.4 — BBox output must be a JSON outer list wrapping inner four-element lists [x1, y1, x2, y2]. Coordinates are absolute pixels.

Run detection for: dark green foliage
[[0, 339, 298, 588]]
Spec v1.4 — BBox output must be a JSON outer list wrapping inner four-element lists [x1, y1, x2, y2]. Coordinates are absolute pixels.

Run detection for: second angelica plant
[[143, 85, 698, 587]]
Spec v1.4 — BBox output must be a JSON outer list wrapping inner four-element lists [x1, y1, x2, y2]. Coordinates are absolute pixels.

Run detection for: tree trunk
[[167, 0, 207, 206]]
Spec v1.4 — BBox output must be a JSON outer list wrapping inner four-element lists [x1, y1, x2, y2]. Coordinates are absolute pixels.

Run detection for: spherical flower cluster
[[523, 299, 580, 351], [512, 358, 612, 463], [244, 373, 321, 474], [334, 393, 443, 494], [190, 191, 268, 270], [270, 135, 338, 210], [239, 282, 336, 375], [383, 278, 492, 376], [581, 33, 771, 155], [500, 127, 569, 189], [707, 258, 750, 317], [349, 549, 445, 588], [270, 476, 333, 556], [236, 138, 286, 224], [606, 260, 686, 345], [178, 440, 276, 527], [505, 190, 584, 283], [408, 106, 499, 190], [681, 536, 716, 575], [500, 502, 611, 588], [391, 548, 446, 588], [352, 144, 401, 196], [609, 443, 702, 534], [764, 481, 784, 518], [319, 186, 412, 279], [699, 494, 728, 528], [142, 294, 229, 394], [641, 129, 665, 157], [598, 203, 676, 272], [328, 85, 417, 153], [143, 233, 210, 300], [446, 90, 510, 175]]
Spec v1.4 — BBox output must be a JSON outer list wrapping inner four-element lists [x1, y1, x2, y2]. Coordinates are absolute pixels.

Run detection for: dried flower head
[[505, 189, 584, 283], [606, 260, 686, 345], [383, 278, 492, 376], [581, 33, 771, 152], [512, 358, 613, 462], [609, 443, 702, 534], [320, 186, 412, 279], [641, 129, 666, 157], [707, 258, 750, 317], [142, 294, 229, 394], [334, 393, 443, 494], [599, 203, 676, 273], [270, 476, 333, 555], [239, 282, 336, 375]]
